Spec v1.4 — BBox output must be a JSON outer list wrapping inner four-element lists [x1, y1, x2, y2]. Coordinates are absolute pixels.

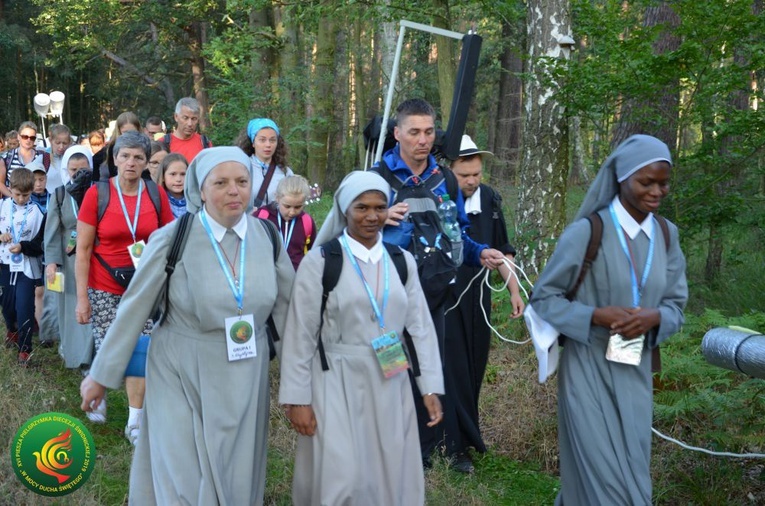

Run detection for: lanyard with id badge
[[605, 204, 654, 366], [9, 203, 30, 272], [115, 178, 147, 268], [200, 210, 257, 361], [340, 236, 409, 378]]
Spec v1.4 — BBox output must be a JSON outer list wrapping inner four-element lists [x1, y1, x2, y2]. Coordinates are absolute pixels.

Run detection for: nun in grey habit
[[529, 135, 688, 505], [279, 171, 444, 506], [80, 147, 294, 505], [44, 146, 94, 368]]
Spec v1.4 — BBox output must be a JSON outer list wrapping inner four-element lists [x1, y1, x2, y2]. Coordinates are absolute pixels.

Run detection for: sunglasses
[[19, 134, 37, 141]]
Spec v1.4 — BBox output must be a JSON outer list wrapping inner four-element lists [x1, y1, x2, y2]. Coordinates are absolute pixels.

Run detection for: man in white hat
[[441, 134, 525, 473]]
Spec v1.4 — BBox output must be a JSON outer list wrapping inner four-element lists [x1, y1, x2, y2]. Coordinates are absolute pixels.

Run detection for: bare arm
[[75, 221, 96, 324], [497, 254, 525, 318], [0, 159, 10, 198]]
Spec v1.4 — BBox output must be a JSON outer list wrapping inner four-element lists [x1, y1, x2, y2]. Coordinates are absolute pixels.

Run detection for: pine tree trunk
[[188, 21, 211, 132], [306, 12, 339, 185], [611, 2, 680, 148], [433, 0, 456, 126], [491, 12, 524, 185], [517, 0, 572, 276]]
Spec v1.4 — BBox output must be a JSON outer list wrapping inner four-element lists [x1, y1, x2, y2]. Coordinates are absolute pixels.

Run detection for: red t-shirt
[[79, 181, 175, 294], [168, 132, 211, 163]]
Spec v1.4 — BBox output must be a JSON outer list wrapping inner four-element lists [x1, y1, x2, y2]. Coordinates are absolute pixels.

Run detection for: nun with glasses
[[529, 134, 688, 505], [279, 171, 444, 505], [80, 146, 294, 505]]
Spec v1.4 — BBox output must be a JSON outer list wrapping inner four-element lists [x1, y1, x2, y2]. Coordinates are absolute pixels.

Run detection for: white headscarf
[[60, 146, 94, 185], [314, 171, 390, 247], [575, 134, 672, 221], [184, 146, 253, 214]]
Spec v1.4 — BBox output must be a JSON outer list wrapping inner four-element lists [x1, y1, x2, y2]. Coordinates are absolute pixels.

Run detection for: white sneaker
[[124, 424, 140, 446], [86, 398, 107, 424]]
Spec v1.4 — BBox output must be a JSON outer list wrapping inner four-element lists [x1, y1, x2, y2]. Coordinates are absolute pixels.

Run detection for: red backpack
[[255, 208, 313, 251]]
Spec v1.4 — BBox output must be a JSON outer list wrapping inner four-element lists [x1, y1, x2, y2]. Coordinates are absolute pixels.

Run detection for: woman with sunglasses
[[0, 121, 48, 199]]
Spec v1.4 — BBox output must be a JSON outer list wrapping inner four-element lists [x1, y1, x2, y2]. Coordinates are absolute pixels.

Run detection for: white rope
[[445, 257, 532, 345], [651, 427, 765, 458]]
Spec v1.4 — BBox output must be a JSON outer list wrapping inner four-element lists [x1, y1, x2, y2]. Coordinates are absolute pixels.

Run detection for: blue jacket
[[376, 145, 487, 267]]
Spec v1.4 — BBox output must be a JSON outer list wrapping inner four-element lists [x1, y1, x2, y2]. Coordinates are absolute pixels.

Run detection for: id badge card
[[225, 314, 257, 361], [128, 240, 146, 268], [66, 231, 77, 255], [9, 253, 23, 272], [605, 333, 645, 366], [371, 330, 410, 378]]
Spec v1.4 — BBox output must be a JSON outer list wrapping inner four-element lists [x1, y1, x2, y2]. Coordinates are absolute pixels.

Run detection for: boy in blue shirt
[[0, 168, 46, 365]]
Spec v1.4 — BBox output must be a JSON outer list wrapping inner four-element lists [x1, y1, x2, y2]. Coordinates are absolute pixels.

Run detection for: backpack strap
[[317, 239, 419, 376], [257, 217, 281, 359], [162, 133, 172, 150], [566, 212, 603, 301], [256, 208, 270, 220], [301, 213, 313, 241], [96, 181, 110, 225], [39, 150, 51, 172], [55, 185, 66, 217], [318, 237, 344, 371], [441, 165, 459, 202], [145, 179, 162, 226], [156, 211, 195, 326], [201, 134, 211, 149], [370, 159, 404, 194], [253, 161, 277, 208], [655, 214, 670, 252], [97, 179, 163, 226]]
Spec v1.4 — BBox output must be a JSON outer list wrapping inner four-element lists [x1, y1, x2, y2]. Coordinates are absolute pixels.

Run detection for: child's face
[[6, 137, 19, 150], [148, 150, 168, 180], [67, 158, 90, 179], [10, 188, 31, 206], [276, 192, 306, 221], [33, 173, 46, 194], [51, 133, 72, 157], [163, 161, 187, 197]]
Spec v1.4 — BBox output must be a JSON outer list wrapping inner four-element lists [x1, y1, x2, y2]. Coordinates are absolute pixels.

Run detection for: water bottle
[[438, 195, 463, 265], [438, 195, 461, 240]]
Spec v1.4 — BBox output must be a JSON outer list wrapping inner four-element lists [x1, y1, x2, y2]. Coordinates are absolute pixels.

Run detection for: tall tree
[[517, 0, 573, 275], [433, 0, 456, 126], [611, 1, 681, 148], [306, 6, 340, 184]]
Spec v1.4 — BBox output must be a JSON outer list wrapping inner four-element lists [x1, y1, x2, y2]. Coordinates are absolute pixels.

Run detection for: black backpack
[[317, 237, 421, 377], [156, 212, 282, 360], [371, 160, 459, 310]]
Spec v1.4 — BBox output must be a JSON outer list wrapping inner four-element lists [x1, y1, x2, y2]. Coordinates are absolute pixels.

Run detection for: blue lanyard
[[10, 203, 30, 243], [115, 178, 143, 243], [276, 213, 295, 250], [340, 235, 389, 330], [609, 204, 655, 307], [200, 209, 247, 314], [69, 195, 79, 220]]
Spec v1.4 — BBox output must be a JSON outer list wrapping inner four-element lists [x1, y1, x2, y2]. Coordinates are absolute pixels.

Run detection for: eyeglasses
[[19, 134, 36, 141]]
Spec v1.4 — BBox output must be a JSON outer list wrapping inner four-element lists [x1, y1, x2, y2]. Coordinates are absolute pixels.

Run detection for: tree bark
[[611, 2, 680, 148], [188, 21, 211, 132], [306, 10, 339, 185], [491, 10, 524, 185], [517, 0, 572, 276], [432, 0, 456, 126]]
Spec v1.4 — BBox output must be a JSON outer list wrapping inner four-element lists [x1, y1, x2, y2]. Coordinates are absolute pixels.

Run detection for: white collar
[[201, 206, 248, 242], [464, 186, 482, 215], [343, 229, 384, 264], [612, 195, 653, 240]]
